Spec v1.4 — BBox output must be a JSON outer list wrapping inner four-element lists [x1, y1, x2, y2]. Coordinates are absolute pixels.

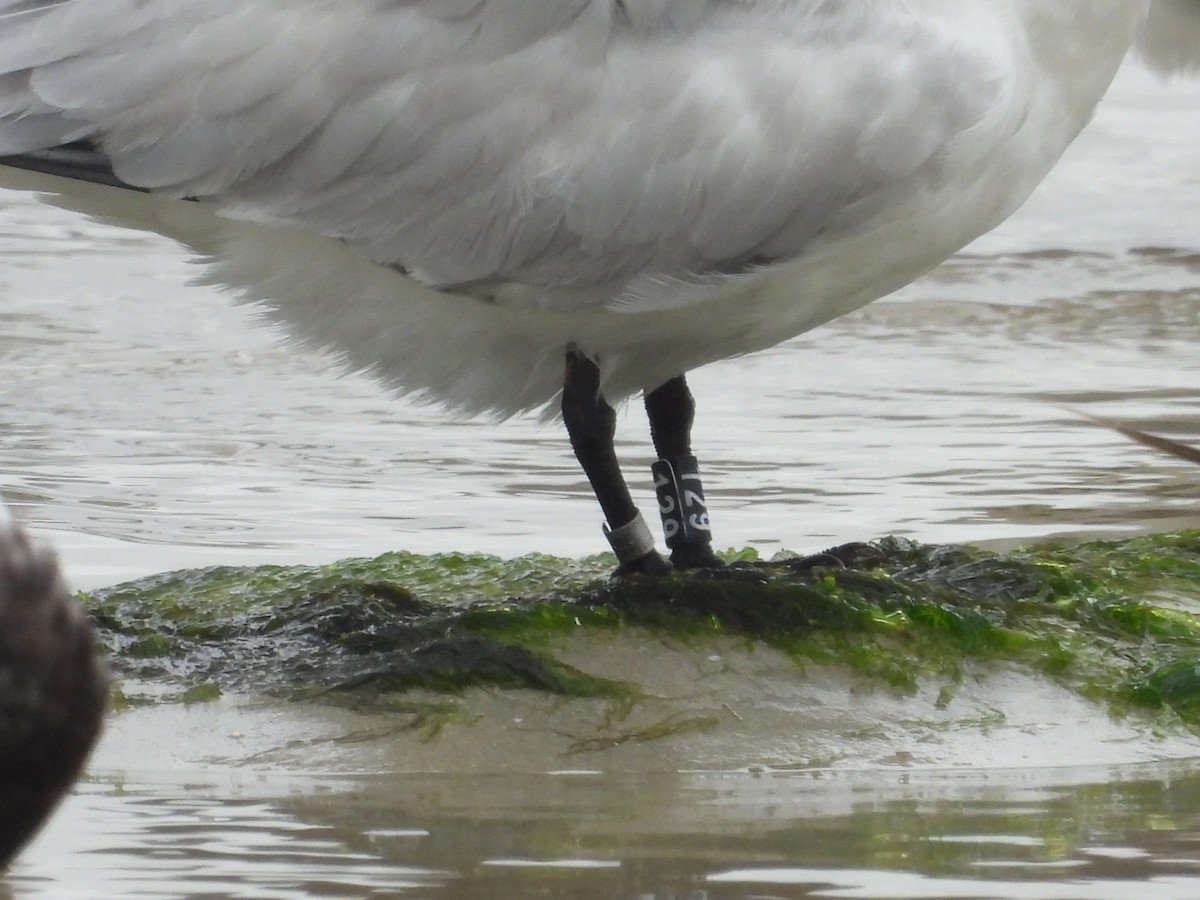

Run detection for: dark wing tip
[[0, 140, 145, 193]]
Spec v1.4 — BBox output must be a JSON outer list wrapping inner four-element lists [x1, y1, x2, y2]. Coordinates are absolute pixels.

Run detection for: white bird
[[0, 1, 1153, 573], [1137, 0, 1200, 74]]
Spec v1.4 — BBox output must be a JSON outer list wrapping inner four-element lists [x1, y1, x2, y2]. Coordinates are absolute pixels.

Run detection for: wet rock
[[82, 532, 1200, 740]]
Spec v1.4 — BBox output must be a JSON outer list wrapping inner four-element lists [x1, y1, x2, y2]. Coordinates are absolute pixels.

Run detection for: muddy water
[[0, 56, 1199, 899]]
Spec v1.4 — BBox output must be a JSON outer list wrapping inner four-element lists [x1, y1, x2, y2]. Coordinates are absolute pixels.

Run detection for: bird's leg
[[562, 348, 671, 575], [644, 375, 724, 569]]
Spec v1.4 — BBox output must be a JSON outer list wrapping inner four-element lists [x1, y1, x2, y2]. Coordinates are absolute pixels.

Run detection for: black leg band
[[651, 455, 713, 551]]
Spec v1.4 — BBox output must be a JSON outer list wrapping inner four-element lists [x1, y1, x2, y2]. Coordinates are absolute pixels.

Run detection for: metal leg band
[[602, 511, 658, 564], [652, 455, 713, 550]]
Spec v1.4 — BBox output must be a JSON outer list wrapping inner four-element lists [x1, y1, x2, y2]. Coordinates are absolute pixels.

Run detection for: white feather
[[1137, 0, 1200, 73], [0, 0, 1154, 417]]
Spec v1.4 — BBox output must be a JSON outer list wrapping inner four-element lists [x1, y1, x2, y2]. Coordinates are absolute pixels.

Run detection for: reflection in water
[[9, 766, 1200, 898], [6, 782, 446, 899]]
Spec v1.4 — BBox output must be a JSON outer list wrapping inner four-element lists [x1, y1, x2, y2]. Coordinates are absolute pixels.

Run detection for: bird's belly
[[226, 107, 1073, 421], [579, 136, 1065, 401]]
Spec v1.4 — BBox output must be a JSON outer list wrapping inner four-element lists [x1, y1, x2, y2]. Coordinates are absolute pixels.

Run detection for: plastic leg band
[[602, 511, 657, 565], [651, 455, 713, 551]]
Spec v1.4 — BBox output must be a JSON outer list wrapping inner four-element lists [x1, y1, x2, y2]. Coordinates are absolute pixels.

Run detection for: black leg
[[644, 375, 724, 569], [561, 348, 670, 575]]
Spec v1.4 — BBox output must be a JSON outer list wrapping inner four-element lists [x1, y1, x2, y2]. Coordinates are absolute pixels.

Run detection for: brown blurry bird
[[0, 516, 107, 870]]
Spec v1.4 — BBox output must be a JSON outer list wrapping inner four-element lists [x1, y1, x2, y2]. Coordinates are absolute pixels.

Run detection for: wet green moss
[[81, 532, 1200, 730]]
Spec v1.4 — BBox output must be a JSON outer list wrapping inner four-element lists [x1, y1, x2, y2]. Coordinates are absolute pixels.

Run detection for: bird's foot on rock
[[604, 513, 673, 576], [615, 549, 673, 577], [669, 541, 726, 571]]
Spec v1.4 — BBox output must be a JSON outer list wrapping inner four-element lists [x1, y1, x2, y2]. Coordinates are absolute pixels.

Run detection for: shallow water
[[11, 765, 1200, 899], [1, 58, 1199, 898]]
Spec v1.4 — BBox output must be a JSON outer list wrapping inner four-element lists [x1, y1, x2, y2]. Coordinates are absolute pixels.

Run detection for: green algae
[[81, 532, 1200, 731], [180, 683, 222, 704]]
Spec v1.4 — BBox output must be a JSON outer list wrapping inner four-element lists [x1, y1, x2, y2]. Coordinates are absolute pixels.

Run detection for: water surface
[[11, 764, 1200, 899]]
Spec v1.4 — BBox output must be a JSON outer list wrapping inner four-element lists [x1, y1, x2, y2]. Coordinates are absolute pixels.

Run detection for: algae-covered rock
[[82, 533, 1200, 737]]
